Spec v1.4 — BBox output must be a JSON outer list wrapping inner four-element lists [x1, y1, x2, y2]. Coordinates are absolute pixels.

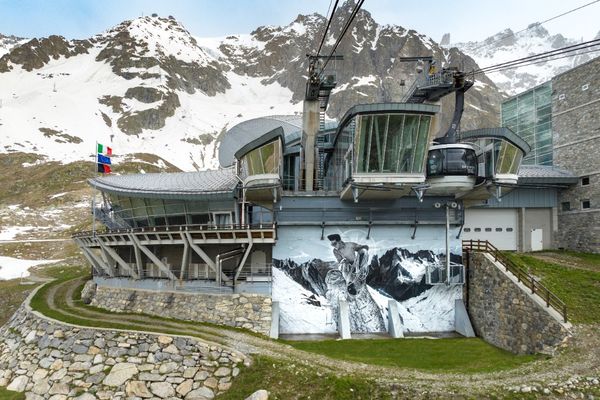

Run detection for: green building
[[501, 82, 553, 166]]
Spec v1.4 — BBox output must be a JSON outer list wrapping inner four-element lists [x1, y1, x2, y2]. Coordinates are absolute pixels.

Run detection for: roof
[[518, 165, 578, 185], [89, 168, 239, 200], [460, 127, 531, 155], [219, 115, 302, 167]]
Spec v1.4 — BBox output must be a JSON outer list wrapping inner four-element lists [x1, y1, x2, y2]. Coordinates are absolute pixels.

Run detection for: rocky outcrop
[[0, 35, 92, 72], [0, 305, 247, 398]]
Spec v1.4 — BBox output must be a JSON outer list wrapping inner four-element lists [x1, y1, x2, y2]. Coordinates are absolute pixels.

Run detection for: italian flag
[[97, 143, 112, 156]]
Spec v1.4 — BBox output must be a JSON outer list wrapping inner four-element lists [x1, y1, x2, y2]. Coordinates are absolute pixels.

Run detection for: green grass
[[0, 279, 37, 326], [0, 387, 25, 400], [218, 355, 395, 400], [505, 252, 600, 323], [286, 337, 541, 373]]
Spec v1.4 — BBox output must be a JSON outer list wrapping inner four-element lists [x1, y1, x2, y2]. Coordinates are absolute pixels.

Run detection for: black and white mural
[[272, 226, 463, 334]]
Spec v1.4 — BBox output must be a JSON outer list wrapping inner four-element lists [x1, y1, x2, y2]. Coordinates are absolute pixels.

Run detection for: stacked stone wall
[[0, 306, 248, 399], [552, 57, 600, 253], [466, 252, 570, 354], [90, 284, 272, 335]]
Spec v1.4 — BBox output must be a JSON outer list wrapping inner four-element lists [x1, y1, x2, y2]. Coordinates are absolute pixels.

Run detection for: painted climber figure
[[327, 234, 369, 296]]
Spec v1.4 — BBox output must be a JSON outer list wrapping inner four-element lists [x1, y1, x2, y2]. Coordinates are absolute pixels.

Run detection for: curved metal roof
[[218, 115, 302, 167], [460, 127, 532, 155], [89, 168, 239, 200], [518, 165, 578, 185]]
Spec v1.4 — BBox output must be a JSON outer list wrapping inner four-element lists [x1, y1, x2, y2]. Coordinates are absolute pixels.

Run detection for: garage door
[[462, 209, 518, 250]]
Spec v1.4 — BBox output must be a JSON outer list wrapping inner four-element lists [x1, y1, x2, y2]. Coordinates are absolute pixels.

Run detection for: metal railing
[[462, 239, 568, 322], [72, 222, 277, 238]]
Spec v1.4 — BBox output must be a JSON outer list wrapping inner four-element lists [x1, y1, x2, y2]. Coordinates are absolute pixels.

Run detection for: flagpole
[[93, 141, 97, 238]]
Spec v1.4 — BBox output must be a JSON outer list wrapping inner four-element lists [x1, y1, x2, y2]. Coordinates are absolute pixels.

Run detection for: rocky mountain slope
[[448, 26, 600, 95], [0, 5, 504, 172]]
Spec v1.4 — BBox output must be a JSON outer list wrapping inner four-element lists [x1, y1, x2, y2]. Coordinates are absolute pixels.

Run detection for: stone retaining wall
[[466, 252, 570, 354], [0, 305, 248, 399], [90, 284, 272, 336]]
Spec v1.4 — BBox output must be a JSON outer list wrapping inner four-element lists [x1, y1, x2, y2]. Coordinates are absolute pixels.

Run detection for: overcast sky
[[1, 0, 598, 43]]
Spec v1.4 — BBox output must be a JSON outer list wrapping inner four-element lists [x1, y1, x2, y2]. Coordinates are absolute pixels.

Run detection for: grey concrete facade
[[552, 57, 600, 253]]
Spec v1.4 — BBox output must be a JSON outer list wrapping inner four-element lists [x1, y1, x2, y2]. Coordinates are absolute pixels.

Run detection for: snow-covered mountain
[[0, 6, 504, 171], [447, 25, 600, 95], [0, 34, 26, 57]]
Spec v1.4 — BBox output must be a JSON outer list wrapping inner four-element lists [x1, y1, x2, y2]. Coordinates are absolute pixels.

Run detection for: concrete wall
[[90, 284, 272, 335], [466, 252, 570, 354], [552, 57, 600, 253]]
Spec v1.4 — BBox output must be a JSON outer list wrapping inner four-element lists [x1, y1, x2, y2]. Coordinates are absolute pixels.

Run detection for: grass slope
[[505, 251, 600, 323], [287, 337, 540, 373]]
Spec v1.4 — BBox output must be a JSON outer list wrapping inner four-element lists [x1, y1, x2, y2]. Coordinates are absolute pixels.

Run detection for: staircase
[[462, 239, 568, 322]]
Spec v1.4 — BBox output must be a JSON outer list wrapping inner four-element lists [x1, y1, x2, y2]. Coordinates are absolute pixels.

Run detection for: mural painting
[[272, 226, 463, 334]]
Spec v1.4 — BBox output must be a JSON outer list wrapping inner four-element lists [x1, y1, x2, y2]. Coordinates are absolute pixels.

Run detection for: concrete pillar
[[387, 300, 404, 338], [454, 299, 475, 337], [338, 300, 351, 339], [302, 100, 320, 191], [269, 301, 280, 339]]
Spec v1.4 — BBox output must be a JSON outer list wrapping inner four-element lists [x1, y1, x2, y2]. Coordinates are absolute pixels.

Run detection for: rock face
[[90, 285, 273, 335], [0, 8, 506, 171], [0, 305, 247, 399], [451, 25, 598, 95]]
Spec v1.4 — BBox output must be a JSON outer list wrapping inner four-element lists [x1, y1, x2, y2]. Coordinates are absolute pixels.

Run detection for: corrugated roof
[[218, 115, 302, 167], [89, 168, 239, 200]]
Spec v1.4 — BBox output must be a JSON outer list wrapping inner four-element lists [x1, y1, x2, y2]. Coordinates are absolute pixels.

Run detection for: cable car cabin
[[425, 143, 478, 196]]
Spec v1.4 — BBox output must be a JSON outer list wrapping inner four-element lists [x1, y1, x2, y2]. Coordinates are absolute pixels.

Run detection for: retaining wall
[[89, 283, 272, 336], [466, 252, 570, 354], [0, 304, 248, 398]]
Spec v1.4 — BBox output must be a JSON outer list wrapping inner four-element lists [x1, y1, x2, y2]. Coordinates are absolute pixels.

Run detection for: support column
[[128, 233, 176, 280], [76, 239, 114, 277], [302, 100, 320, 191], [180, 237, 190, 280], [183, 232, 229, 282], [98, 240, 139, 279], [234, 238, 254, 282]]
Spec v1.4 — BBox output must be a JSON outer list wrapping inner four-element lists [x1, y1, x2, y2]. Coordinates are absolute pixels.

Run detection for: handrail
[[462, 239, 568, 323], [72, 223, 277, 238]]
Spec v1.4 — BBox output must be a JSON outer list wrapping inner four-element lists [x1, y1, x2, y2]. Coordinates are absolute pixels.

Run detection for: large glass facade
[[501, 82, 552, 165], [355, 114, 431, 174], [240, 139, 281, 177], [104, 195, 238, 228]]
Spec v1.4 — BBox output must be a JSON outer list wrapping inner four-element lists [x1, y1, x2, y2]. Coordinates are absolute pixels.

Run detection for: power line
[[474, 47, 600, 76], [316, 0, 340, 57], [320, 0, 365, 73], [469, 0, 600, 52], [472, 38, 600, 74]]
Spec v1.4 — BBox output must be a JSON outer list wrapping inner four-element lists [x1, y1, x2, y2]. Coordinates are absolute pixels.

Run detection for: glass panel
[[384, 115, 403, 172], [413, 115, 431, 173], [242, 139, 280, 176], [398, 115, 419, 172], [164, 200, 185, 215], [130, 197, 147, 218], [355, 115, 371, 173], [146, 198, 165, 217]]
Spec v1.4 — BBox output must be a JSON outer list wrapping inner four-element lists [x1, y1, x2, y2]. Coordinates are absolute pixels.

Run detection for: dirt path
[[38, 277, 600, 398], [528, 252, 600, 273]]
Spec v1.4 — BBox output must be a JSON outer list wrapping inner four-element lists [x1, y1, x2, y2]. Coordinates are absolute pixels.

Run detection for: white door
[[462, 209, 518, 250], [531, 229, 543, 251]]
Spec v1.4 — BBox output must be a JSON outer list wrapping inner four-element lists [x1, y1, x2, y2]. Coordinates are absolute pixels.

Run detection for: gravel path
[[41, 277, 600, 398]]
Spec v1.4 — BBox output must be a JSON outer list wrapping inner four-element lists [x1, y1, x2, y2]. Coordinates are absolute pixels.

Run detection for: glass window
[[354, 113, 431, 174], [495, 228, 502, 232], [581, 176, 590, 186], [463, 228, 471, 232], [506, 227, 514, 232], [582, 200, 591, 209], [241, 139, 281, 176], [561, 202, 570, 211], [474, 228, 481, 232], [485, 228, 492, 232]]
